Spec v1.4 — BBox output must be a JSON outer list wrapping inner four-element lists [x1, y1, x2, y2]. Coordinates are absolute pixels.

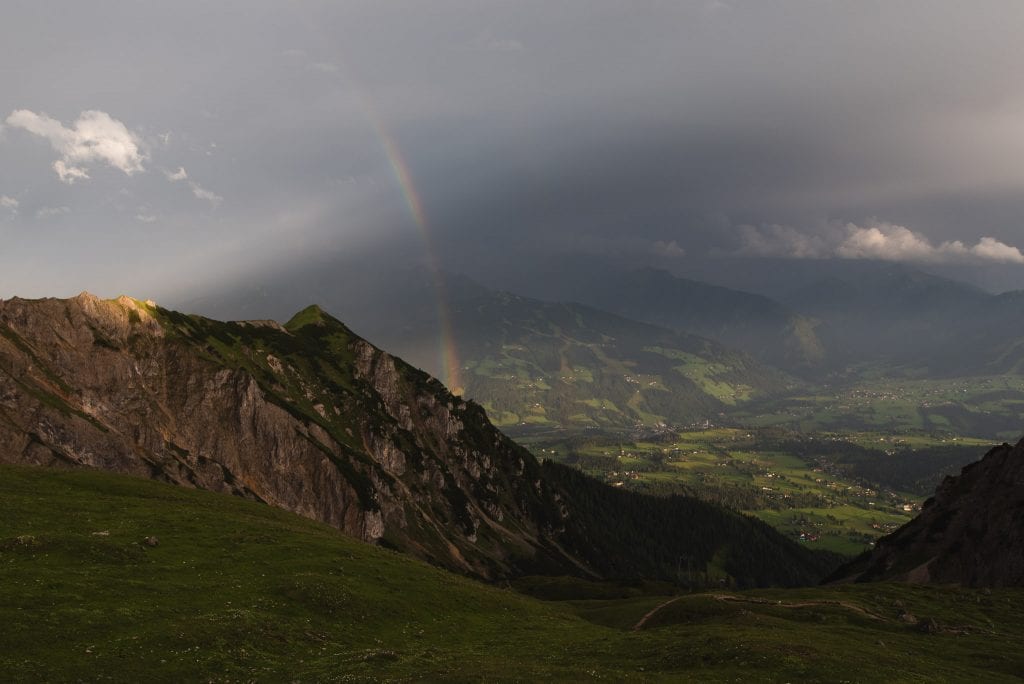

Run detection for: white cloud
[[835, 222, 938, 261], [6, 109, 146, 183], [837, 221, 1024, 264], [969, 236, 1024, 263], [53, 160, 90, 183], [165, 166, 188, 181], [0, 195, 18, 210], [738, 220, 1024, 265], [36, 206, 70, 219], [189, 181, 222, 206], [165, 165, 220, 206], [135, 213, 157, 223]]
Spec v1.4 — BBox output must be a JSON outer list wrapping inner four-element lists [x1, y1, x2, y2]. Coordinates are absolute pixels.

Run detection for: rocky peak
[[0, 294, 571, 578]]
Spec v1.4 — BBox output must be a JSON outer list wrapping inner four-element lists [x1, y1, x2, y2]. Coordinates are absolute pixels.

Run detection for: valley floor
[[2, 464, 1022, 682], [513, 372, 1024, 557]]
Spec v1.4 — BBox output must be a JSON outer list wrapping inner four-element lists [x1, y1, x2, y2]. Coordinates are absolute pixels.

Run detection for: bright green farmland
[[735, 374, 1024, 440], [527, 428, 962, 556]]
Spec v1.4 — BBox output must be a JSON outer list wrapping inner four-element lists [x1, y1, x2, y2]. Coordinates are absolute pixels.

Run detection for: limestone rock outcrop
[[0, 293, 565, 578]]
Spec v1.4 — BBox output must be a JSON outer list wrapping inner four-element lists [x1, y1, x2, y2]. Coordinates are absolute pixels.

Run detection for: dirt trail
[[631, 597, 684, 631], [631, 593, 889, 631], [710, 594, 887, 620]]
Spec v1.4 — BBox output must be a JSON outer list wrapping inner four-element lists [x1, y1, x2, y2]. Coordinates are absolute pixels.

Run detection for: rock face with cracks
[[0, 293, 567, 579]]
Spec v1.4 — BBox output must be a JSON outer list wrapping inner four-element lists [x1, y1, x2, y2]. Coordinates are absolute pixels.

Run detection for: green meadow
[[3, 464, 1024, 682], [524, 427, 988, 556], [508, 371, 1024, 557], [734, 374, 1024, 440]]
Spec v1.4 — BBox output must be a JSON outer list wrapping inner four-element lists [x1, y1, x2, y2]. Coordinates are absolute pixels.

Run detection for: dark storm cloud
[[4, 1, 1024, 301]]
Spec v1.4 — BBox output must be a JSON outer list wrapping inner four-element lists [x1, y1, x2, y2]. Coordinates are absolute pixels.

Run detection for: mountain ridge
[[0, 293, 833, 587]]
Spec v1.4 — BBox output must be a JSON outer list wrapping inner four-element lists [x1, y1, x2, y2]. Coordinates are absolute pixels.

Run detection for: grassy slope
[[3, 465, 1024, 682], [0, 464, 608, 681]]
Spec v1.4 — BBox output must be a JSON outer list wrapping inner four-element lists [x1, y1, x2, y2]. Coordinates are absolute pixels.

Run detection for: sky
[[4, 0, 1024, 302]]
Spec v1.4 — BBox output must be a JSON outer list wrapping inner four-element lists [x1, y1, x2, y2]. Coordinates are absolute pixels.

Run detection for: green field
[[523, 427, 993, 556], [505, 371, 1024, 557], [734, 374, 1024, 440], [3, 464, 1024, 682]]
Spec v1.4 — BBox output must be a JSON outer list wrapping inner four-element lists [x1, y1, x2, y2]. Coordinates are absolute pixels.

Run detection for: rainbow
[[369, 114, 464, 394], [278, 16, 463, 394]]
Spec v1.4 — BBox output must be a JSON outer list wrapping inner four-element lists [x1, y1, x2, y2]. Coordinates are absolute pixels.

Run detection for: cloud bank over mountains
[[3, 2, 1024, 299], [738, 221, 1024, 265]]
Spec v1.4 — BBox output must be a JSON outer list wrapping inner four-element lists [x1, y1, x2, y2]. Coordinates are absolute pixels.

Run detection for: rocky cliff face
[[828, 439, 1024, 587], [0, 293, 572, 579], [0, 293, 832, 586]]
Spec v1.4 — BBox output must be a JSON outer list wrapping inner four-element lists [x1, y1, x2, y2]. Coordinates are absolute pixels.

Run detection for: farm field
[[506, 372, 1022, 556], [521, 427, 993, 556], [733, 374, 1024, 440]]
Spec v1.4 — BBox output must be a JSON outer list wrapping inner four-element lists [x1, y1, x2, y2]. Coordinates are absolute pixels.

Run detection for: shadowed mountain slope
[[829, 438, 1024, 587], [542, 267, 826, 373]]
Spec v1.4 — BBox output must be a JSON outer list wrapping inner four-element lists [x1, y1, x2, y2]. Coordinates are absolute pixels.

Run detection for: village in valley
[[523, 426, 968, 556]]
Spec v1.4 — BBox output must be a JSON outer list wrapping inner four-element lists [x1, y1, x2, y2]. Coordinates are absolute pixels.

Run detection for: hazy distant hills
[[523, 267, 827, 373], [779, 265, 992, 369], [547, 259, 1024, 378], [477, 256, 1024, 377], [179, 255, 1024, 384], [772, 262, 1024, 375]]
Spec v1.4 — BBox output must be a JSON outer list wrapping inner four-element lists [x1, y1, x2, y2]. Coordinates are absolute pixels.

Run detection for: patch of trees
[[541, 461, 843, 588], [760, 434, 986, 496], [628, 479, 825, 511]]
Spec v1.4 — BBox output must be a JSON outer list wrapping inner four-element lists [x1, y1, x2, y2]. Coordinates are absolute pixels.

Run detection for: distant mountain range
[[181, 266, 796, 431], [472, 256, 1024, 378], [619, 257, 1024, 376], [517, 266, 826, 372], [177, 255, 1024, 426], [772, 261, 1024, 376], [0, 293, 833, 586]]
